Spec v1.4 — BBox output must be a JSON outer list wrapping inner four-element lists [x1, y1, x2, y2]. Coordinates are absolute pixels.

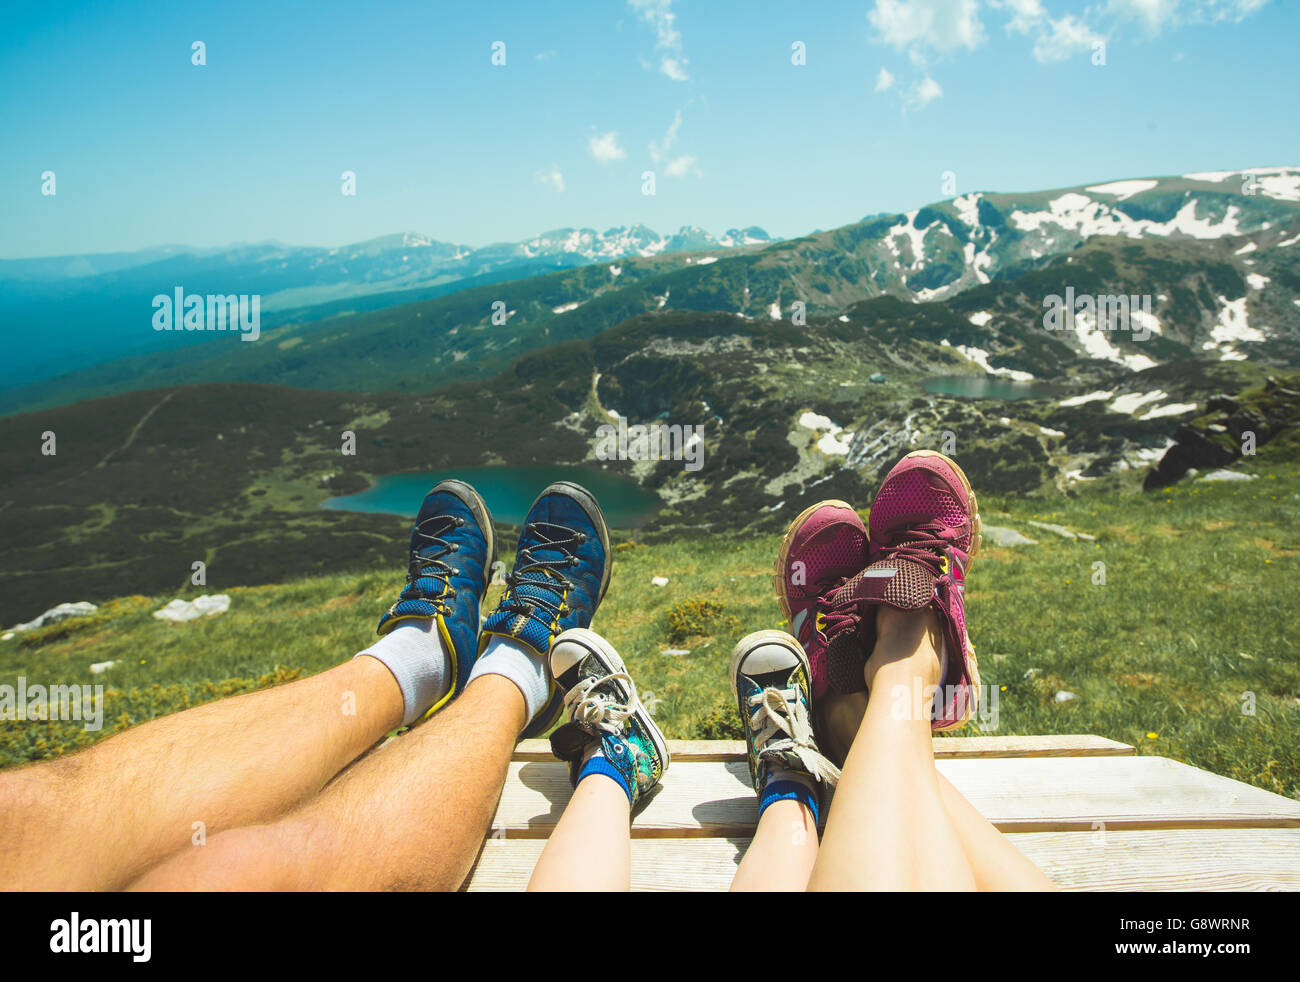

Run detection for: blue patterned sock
[[760, 771, 819, 824], [577, 744, 633, 805]]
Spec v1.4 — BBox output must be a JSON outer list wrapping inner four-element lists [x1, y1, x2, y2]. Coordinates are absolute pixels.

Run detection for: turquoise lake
[[923, 376, 1057, 400], [321, 466, 661, 527]]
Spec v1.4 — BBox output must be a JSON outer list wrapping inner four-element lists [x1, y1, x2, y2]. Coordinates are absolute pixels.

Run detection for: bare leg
[[730, 797, 819, 892], [128, 673, 524, 891], [0, 656, 402, 890], [808, 607, 976, 891], [527, 773, 630, 891], [937, 773, 1058, 890]]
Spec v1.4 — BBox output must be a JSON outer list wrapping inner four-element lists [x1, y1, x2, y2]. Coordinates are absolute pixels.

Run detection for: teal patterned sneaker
[[730, 630, 840, 822], [547, 628, 668, 807]]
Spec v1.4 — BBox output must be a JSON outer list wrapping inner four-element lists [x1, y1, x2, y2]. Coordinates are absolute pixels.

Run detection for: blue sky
[[2, 0, 1296, 258]]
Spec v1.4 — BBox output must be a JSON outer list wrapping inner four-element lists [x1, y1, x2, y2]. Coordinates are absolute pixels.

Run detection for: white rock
[[1028, 520, 1096, 542], [1054, 690, 1078, 703], [1024, 668, 1039, 679], [651, 576, 670, 587], [1199, 469, 1257, 482], [153, 594, 232, 623], [983, 525, 1039, 547], [12, 601, 98, 632], [661, 648, 691, 657], [89, 660, 116, 674]]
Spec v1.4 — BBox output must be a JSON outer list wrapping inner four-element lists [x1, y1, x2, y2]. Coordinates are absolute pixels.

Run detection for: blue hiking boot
[[376, 480, 496, 719], [548, 628, 669, 807], [481, 481, 611, 737]]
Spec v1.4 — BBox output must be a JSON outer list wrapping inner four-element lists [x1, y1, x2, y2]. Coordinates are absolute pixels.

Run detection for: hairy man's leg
[[0, 656, 402, 891], [0, 479, 498, 891], [129, 673, 525, 891]]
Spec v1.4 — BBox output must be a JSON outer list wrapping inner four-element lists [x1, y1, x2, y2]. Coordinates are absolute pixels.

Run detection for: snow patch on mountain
[[1059, 390, 1113, 407], [1202, 296, 1265, 360], [1139, 402, 1198, 420], [1110, 390, 1167, 414], [1085, 179, 1158, 199], [1011, 195, 1241, 240], [953, 193, 982, 228]]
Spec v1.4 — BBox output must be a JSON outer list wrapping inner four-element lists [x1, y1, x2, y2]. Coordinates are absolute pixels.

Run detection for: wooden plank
[[463, 828, 1300, 892], [1013, 828, 1300, 891], [937, 756, 1300, 832], [466, 837, 741, 892], [511, 733, 1135, 762], [489, 755, 1300, 838]]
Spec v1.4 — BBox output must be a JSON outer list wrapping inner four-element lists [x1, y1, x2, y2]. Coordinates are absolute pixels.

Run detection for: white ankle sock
[[468, 635, 550, 725], [356, 620, 451, 726]]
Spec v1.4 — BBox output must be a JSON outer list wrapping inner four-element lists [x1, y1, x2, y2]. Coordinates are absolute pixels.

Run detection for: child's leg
[[527, 628, 668, 892], [528, 772, 631, 891], [728, 631, 839, 892], [730, 797, 818, 892]]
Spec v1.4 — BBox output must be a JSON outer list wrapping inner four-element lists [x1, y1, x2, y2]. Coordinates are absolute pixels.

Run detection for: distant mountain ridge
[[4, 166, 1299, 416], [0, 222, 776, 394]]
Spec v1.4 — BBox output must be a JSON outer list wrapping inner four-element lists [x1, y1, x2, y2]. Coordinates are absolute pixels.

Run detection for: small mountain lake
[[321, 465, 661, 528], [923, 376, 1057, 400]]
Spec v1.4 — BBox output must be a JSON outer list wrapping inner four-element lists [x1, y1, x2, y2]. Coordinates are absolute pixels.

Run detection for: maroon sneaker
[[772, 499, 868, 701], [823, 451, 983, 731]]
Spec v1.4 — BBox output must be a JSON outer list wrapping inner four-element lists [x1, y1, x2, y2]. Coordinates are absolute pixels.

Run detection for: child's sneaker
[[730, 630, 840, 819], [547, 628, 668, 807]]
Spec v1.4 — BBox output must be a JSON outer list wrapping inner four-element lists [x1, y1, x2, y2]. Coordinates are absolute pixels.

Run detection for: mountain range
[[2, 165, 1299, 622], [0, 223, 775, 397]]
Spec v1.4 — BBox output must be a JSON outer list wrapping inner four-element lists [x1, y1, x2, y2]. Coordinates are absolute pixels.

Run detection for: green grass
[[2, 461, 1298, 800]]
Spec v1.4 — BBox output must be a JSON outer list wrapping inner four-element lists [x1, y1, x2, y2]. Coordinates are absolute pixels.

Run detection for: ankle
[[864, 607, 943, 690]]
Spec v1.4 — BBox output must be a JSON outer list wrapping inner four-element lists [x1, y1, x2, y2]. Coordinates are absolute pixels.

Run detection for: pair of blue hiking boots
[[375, 480, 668, 805]]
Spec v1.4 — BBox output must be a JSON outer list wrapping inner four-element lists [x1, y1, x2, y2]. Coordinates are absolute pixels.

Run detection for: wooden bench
[[464, 735, 1300, 891]]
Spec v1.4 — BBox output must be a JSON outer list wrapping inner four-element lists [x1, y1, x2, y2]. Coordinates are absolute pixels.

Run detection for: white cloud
[[628, 0, 690, 81], [659, 56, 689, 81], [1032, 14, 1106, 61], [869, 0, 987, 55], [664, 155, 700, 178], [1106, 0, 1269, 29], [875, 66, 896, 91], [535, 165, 564, 192], [650, 109, 684, 162], [906, 75, 944, 109], [587, 131, 627, 164], [535, 49, 557, 61]]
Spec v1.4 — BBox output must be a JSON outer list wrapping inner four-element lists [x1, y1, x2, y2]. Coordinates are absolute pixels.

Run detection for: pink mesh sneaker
[[823, 450, 982, 731], [772, 499, 868, 701]]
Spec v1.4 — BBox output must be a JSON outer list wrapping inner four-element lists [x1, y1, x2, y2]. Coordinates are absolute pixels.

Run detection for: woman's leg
[[809, 607, 976, 891], [936, 773, 1058, 890], [527, 771, 631, 891]]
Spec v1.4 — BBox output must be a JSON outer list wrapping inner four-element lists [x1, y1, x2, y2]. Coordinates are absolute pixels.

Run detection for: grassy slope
[[3, 456, 1297, 800]]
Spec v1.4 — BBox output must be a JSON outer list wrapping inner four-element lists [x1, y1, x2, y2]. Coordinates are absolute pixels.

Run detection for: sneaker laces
[[749, 686, 841, 787], [875, 520, 961, 577], [815, 576, 859, 639], [502, 521, 587, 620], [401, 514, 464, 614], [564, 671, 637, 735]]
